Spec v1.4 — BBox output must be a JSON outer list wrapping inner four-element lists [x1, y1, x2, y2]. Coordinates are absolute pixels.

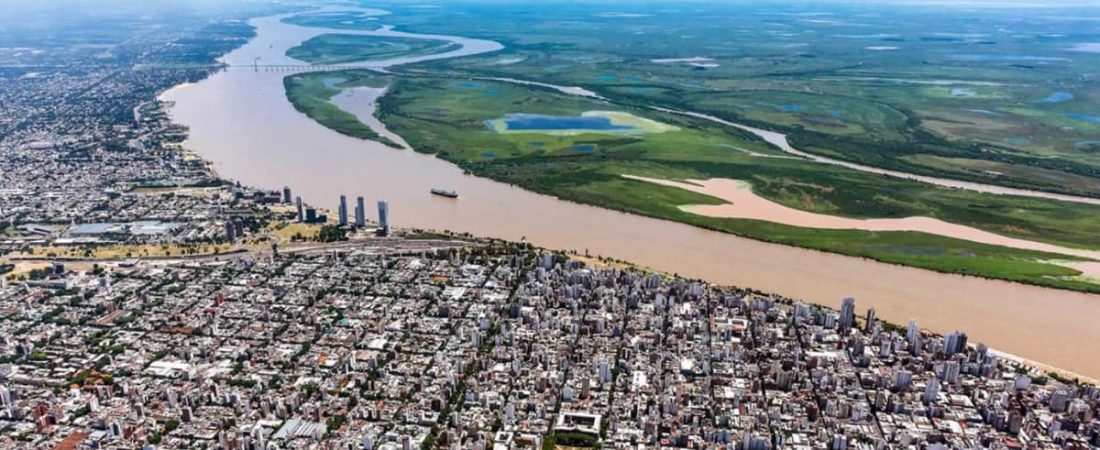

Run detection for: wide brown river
[[162, 10, 1100, 378]]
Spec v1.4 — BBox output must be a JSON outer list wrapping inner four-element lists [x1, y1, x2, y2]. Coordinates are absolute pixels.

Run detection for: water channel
[[161, 9, 1100, 378]]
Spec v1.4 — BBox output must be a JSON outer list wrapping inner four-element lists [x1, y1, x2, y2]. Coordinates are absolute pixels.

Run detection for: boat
[[431, 188, 459, 199]]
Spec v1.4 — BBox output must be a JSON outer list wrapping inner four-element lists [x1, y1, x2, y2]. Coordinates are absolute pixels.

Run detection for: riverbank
[[622, 174, 1100, 279], [283, 71, 402, 148], [651, 107, 1100, 206], [304, 72, 1100, 294], [161, 6, 1100, 378]]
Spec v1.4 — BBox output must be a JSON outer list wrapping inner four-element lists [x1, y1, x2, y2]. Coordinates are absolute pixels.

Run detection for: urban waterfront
[[161, 9, 1100, 378], [5, 1, 1100, 449]]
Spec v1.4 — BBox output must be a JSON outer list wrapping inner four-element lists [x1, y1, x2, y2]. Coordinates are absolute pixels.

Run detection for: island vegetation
[[279, 4, 1100, 293], [287, 33, 459, 65]]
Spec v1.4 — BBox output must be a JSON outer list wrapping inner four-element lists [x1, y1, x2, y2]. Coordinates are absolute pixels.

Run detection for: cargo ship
[[431, 188, 459, 199]]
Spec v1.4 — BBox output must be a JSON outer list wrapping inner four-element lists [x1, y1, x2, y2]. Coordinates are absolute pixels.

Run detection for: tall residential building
[[225, 220, 237, 241], [377, 200, 389, 235], [295, 196, 304, 223], [338, 195, 349, 226], [283, 186, 292, 204], [838, 297, 855, 332], [355, 196, 366, 228], [831, 434, 847, 450], [907, 319, 919, 345], [923, 377, 940, 405], [944, 331, 968, 355], [864, 308, 876, 332], [907, 319, 923, 356], [894, 370, 913, 390], [362, 432, 374, 450]]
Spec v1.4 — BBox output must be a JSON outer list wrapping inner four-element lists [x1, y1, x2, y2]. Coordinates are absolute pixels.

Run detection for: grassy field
[[276, 4, 1100, 293], [19, 242, 237, 260], [286, 33, 459, 65], [277, 70, 1100, 292], [351, 1, 1100, 197], [281, 11, 384, 31], [2, 262, 51, 282], [267, 222, 323, 242]]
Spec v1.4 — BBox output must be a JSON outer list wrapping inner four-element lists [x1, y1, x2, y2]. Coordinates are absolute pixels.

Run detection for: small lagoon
[[1037, 91, 1073, 104], [486, 113, 636, 132], [572, 143, 597, 153]]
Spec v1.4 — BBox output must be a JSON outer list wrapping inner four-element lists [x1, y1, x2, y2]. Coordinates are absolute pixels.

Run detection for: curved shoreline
[[225, 10, 502, 71], [652, 106, 1100, 207], [394, 68, 1100, 207], [274, 11, 1100, 207], [161, 7, 1100, 378], [319, 81, 1100, 290], [623, 174, 1100, 275], [330, 86, 411, 150], [229, 6, 1100, 208]]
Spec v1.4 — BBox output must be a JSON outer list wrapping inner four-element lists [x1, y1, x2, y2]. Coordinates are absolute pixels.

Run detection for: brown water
[[330, 87, 411, 149], [161, 9, 1100, 378], [624, 175, 1100, 277]]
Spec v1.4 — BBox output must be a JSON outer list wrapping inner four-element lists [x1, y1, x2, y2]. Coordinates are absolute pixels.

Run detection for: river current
[[161, 9, 1100, 378]]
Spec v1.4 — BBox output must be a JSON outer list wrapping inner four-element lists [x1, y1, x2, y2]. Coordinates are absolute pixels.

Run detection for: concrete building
[[923, 377, 940, 405], [377, 200, 389, 235], [838, 297, 855, 332], [338, 195, 349, 226], [355, 196, 366, 228]]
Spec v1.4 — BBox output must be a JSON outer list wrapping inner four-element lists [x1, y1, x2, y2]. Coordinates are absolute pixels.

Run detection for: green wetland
[[278, 2, 1100, 293], [287, 33, 459, 65]]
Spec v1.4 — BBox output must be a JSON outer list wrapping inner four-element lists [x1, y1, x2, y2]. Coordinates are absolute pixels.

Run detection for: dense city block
[[2, 1, 1100, 449], [1, 241, 1098, 449]]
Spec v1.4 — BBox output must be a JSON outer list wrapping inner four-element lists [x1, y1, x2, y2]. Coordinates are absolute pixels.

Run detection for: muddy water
[[624, 175, 1100, 276], [330, 87, 411, 149], [161, 9, 1100, 377]]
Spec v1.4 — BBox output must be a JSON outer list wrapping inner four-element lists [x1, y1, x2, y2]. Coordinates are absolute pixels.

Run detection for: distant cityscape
[[2, 242, 1099, 449], [1, 1, 1099, 450]]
